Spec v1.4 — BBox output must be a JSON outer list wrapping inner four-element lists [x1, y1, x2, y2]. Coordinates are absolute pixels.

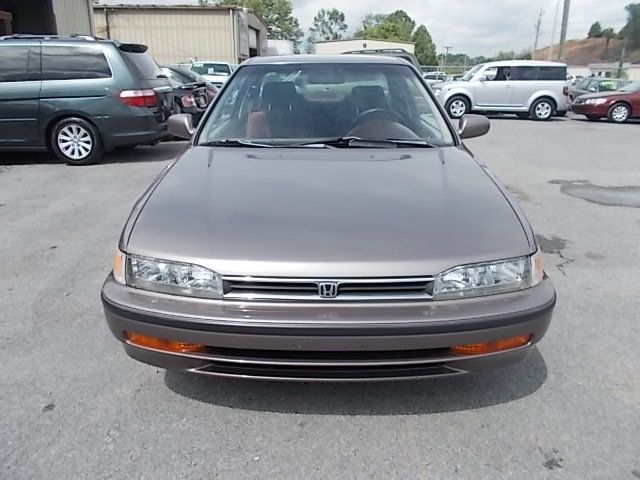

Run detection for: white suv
[[433, 60, 571, 120]]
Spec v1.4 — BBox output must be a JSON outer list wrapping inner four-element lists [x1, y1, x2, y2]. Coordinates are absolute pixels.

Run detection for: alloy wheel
[[449, 100, 467, 118], [611, 105, 629, 123], [534, 101, 552, 120], [57, 124, 93, 161]]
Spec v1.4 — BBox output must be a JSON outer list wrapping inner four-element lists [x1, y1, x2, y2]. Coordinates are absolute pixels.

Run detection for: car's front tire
[[530, 98, 555, 121], [445, 96, 470, 119], [607, 103, 630, 124], [51, 117, 103, 165]]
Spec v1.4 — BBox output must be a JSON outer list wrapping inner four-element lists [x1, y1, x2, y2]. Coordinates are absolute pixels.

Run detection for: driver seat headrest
[[352, 85, 386, 112]]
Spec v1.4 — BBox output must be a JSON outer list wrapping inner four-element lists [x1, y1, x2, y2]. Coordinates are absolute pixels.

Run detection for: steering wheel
[[351, 108, 407, 127]]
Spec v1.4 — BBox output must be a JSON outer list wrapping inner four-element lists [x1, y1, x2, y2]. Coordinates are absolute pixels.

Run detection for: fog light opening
[[450, 334, 532, 356], [125, 332, 205, 353]]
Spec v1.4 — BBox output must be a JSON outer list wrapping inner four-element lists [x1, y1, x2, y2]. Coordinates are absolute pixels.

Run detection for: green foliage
[[219, 0, 303, 48], [601, 27, 616, 39], [621, 3, 640, 46], [306, 8, 347, 53], [588, 21, 603, 38], [412, 25, 436, 65], [309, 8, 347, 41], [357, 10, 415, 41], [354, 10, 437, 66]]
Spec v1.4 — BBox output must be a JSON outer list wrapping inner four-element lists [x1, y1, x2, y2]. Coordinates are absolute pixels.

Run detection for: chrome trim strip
[[222, 276, 434, 283]]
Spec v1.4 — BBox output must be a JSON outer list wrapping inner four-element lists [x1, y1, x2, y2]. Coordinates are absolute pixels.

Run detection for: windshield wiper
[[201, 139, 273, 148], [298, 136, 438, 148]]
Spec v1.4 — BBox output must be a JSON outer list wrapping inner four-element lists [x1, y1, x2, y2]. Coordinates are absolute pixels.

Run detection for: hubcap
[[57, 124, 93, 160], [535, 102, 552, 119], [612, 105, 628, 122], [449, 100, 467, 117]]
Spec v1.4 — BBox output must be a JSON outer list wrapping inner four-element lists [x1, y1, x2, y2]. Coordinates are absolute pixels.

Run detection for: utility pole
[[533, 7, 543, 60], [548, 0, 560, 60], [557, 0, 571, 61], [444, 45, 452, 70], [617, 37, 628, 78]]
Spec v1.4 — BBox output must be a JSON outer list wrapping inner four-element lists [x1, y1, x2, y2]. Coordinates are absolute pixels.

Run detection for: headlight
[[585, 98, 607, 105], [433, 251, 544, 300], [113, 251, 223, 299]]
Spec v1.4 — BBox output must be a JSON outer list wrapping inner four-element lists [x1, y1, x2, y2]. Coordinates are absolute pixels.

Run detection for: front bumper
[[571, 103, 608, 116], [101, 275, 556, 381]]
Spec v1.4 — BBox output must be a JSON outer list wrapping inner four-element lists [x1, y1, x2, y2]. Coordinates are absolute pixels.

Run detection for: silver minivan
[[433, 60, 571, 120]]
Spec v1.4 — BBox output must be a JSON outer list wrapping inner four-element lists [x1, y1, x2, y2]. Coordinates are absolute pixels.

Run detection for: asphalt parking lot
[[1, 115, 639, 479]]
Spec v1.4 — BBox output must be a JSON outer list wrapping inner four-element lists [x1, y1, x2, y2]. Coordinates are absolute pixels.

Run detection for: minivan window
[[0, 46, 30, 82], [122, 51, 162, 80], [538, 66, 566, 81], [513, 66, 538, 80], [42, 46, 111, 80]]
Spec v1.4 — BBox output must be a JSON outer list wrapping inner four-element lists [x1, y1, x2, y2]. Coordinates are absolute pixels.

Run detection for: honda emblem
[[318, 282, 339, 298]]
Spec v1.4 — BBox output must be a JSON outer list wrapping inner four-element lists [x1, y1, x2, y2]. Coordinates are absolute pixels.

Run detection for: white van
[[433, 60, 571, 120]]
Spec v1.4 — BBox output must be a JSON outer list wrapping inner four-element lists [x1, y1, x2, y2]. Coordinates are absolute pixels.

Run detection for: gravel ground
[[1, 116, 639, 480]]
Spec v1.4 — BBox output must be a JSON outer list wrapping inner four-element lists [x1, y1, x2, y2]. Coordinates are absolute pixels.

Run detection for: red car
[[572, 80, 640, 123]]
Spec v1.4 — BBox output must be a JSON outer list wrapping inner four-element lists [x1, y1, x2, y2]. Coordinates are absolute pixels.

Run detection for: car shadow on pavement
[[164, 348, 547, 415], [0, 142, 187, 166]]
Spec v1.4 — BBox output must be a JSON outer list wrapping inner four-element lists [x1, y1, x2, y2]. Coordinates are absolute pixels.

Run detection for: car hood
[[575, 91, 630, 100], [127, 146, 532, 277]]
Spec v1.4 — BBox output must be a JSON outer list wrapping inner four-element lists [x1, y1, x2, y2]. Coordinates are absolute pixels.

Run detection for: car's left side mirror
[[168, 113, 195, 139], [458, 114, 490, 139]]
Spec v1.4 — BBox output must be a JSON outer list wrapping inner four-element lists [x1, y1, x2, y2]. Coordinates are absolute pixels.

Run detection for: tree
[[588, 21, 603, 38], [356, 10, 415, 41], [620, 3, 640, 46], [412, 25, 437, 65], [219, 0, 303, 48], [306, 8, 347, 53], [309, 8, 347, 41], [354, 11, 437, 66]]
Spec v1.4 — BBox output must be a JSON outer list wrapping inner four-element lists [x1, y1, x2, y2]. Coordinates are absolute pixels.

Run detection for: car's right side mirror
[[168, 113, 195, 140], [458, 114, 491, 139]]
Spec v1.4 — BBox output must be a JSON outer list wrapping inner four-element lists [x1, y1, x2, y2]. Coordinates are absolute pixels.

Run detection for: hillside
[[533, 37, 640, 65]]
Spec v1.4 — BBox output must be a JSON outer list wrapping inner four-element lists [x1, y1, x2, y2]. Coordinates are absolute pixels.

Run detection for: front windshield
[[198, 63, 454, 146], [192, 62, 231, 76], [619, 80, 640, 92], [461, 64, 484, 81]]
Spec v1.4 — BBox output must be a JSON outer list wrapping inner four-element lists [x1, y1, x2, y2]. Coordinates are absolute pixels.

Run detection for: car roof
[[481, 60, 567, 67], [243, 54, 408, 66]]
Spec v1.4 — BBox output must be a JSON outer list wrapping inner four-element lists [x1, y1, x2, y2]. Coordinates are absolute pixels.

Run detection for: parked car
[[571, 80, 640, 123], [101, 54, 556, 382], [422, 70, 447, 84], [161, 67, 212, 123], [432, 60, 571, 120], [569, 77, 629, 101], [0, 35, 174, 165], [164, 65, 219, 101], [340, 48, 421, 69], [188, 61, 233, 88]]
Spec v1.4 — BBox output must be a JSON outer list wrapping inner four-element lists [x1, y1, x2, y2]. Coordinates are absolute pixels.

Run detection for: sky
[[98, 0, 631, 56]]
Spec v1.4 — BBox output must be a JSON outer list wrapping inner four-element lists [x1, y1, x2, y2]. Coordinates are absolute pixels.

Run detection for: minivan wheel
[[607, 103, 630, 123], [51, 117, 103, 165], [445, 96, 470, 119], [530, 98, 554, 121]]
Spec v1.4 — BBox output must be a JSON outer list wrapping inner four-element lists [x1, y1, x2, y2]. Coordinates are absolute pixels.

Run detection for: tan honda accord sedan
[[101, 55, 555, 381]]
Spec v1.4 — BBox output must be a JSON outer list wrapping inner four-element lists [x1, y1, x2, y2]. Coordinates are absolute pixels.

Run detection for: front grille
[[222, 276, 434, 301]]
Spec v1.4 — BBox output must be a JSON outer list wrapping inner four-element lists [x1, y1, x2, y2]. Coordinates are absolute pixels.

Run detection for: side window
[[0, 46, 30, 82], [482, 67, 497, 81], [586, 79, 598, 91], [42, 46, 112, 81], [513, 66, 538, 81], [598, 79, 616, 92], [538, 66, 566, 80]]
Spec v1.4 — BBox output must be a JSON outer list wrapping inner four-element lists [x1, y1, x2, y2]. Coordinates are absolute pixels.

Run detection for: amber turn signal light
[[450, 334, 532, 356], [125, 332, 205, 353]]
